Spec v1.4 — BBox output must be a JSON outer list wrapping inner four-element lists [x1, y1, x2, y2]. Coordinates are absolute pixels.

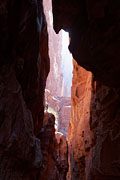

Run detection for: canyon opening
[[44, 0, 73, 135], [0, 0, 120, 180]]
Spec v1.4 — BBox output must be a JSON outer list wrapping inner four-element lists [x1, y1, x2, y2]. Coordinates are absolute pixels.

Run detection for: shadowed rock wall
[[38, 113, 68, 180], [0, 1, 69, 179], [0, 0, 50, 179], [52, 0, 120, 87]]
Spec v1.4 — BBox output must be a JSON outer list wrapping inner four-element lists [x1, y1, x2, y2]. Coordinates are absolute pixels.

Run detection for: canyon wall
[[1, 0, 120, 179], [52, 0, 120, 180], [67, 60, 93, 180], [0, 0, 49, 179], [67, 60, 120, 180], [45, 89, 71, 136], [43, 0, 64, 97], [52, 0, 120, 87], [88, 82, 120, 180], [38, 113, 68, 180], [0, 0, 69, 179]]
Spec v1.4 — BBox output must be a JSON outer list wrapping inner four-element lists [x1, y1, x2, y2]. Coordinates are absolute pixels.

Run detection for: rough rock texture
[[1, 0, 120, 179], [0, 67, 42, 180], [38, 113, 57, 180], [19, 1, 50, 135], [43, 0, 64, 97], [67, 60, 93, 180], [38, 113, 68, 180], [52, 1, 120, 180], [55, 132, 69, 180], [45, 89, 59, 113], [45, 89, 71, 136], [67, 60, 120, 180], [0, 0, 50, 179], [57, 96, 71, 136], [88, 82, 120, 180]]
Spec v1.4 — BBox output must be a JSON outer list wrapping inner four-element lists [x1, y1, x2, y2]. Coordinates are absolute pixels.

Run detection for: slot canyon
[[0, 0, 120, 180]]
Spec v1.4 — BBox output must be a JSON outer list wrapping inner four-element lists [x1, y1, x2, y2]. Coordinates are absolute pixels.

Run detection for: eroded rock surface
[[45, 89, 71, 136], [67, 60, 93, 180], [43, 0, 64, 97], [67, 60, 120, 180], [55, 132, 68, 180], [52, 1, 120, 180], [38, 113, 68, 180], [57, 96, 71, 136], [88, 82, 120, 180], [0, 67, 42, 180]]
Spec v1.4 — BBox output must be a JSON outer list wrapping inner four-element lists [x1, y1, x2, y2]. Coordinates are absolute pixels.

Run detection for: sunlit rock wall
[[67, 61, 120, 180], [43, 0, 64, 97], [67, 60, 93, 180]]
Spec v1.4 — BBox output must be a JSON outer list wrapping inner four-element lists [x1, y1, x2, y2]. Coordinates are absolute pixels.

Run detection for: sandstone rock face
[[45, 89, 71, 136], [55, 132, 69, 180], [0, 67, 42, 180], [52, 1, 120, 180], [38, 113, 68, 180], [88, 82, 120, 180], [67, 60, 120, 180], [0, 0, 50, 179], [67, 60, 93, 180], [57, 96, 71, 136], [2, 0, 120, 180], [43, 0, 64, 97], [38, 113, 57, 180], [45, 89, 59, 113]]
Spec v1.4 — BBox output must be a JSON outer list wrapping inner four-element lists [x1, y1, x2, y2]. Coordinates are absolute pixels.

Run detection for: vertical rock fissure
[[43, 0, 73, 137], [41, 0, 72, 179]]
